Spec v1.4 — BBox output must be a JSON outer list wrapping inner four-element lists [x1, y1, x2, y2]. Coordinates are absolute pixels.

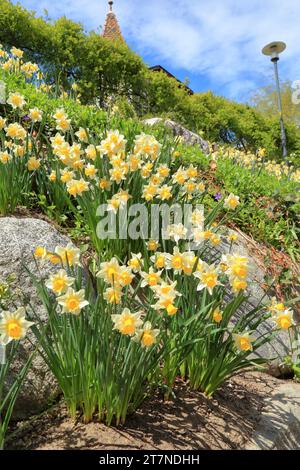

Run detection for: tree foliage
[[0, 0, 299, 160]]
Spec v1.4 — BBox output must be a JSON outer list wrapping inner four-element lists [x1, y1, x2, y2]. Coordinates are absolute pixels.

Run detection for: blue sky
[[11, 0, 300, 102]]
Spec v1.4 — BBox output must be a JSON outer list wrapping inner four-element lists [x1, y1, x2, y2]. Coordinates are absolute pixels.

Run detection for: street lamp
[[262, 41, 287, 160]]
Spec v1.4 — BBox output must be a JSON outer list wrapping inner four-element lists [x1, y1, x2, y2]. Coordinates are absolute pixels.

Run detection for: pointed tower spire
[[102, 1, 125, 43]]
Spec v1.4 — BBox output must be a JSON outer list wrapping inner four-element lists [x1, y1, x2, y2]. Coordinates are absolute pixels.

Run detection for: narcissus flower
[[150, 252, 167, 269], [268, 298, 286, 316], [0, 116, 7, 130], [85, 144, 97, 161], [172, 167, 187, 185], [5, 122, 26, 140], [142, 183, 157, 201], [53, 108, 67, 121], [51, 133, 65, 147], [151, 280, 180, 298], [273, 310, 294, 330], [11, 46, 24, 58], [27, 157, 40, 171], [167, 247, 184, 273], [194, 264, 220, 295], [234, 332, 253, 352], [99, 130, 126, 157], [135, 321, 160, 348], [119, 266, 134, 287], [49, 171, 57, 182], [182, 251, 199, 276], [66, 179, 89, 196], [157, 164, 170, 178], [54, 244, 81, 267], [57, 288, 89, 315], [228, 233, 238, 242], [75, 127, 88, 142], [141, 268, 162, 287], [230, 278, 247, 294], [212, 308, 223, 323], [84, 163, 98, 179], [97, 258, 121, 285], [224, 193, 240, 210], [99, 178, 111, 190], [147, 240, 160, 251], [153, 295, 178, 316], [29, 108, 43, 122], [56, 118, 71, 133], [0, 307, 34, 345], [45, 270, 74, 295], [186, 164, 198, 179], [7, 92, 26, 109], [128, 253, 143, 272], [34, 246, 47, 259], [60, 169, 74, 183], [0, 151, 11, 164], [111, 308, 143, 336], [103, 286, 122, 305], [157, 184, 172, 201], [167, 223, 187, 244]]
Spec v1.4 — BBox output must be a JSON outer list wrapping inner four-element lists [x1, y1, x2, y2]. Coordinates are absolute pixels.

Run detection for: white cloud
[[12, 0, 300, 99]]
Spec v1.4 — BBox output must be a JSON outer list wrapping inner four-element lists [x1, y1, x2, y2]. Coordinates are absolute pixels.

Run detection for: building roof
[[102, 1, 125, 43]]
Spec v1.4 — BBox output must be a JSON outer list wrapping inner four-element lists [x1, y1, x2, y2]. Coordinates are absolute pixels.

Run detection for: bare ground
[[6, 372, 282, 450]]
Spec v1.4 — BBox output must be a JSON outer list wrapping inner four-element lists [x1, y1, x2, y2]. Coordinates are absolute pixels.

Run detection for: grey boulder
[[0, 217, 75, 419]]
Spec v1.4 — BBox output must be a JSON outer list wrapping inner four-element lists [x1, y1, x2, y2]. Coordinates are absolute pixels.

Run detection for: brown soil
[[7, 372, 281, 450]]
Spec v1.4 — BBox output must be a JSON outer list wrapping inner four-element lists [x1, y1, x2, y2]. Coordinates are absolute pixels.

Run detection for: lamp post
[[262, 41, 287, 159]]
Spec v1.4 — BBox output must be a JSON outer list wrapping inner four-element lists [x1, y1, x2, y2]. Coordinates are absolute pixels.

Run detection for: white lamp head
[[262, 41, 286, 61]]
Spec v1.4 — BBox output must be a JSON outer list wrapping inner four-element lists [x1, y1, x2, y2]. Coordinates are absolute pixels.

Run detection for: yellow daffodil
[[97, 258, 121, 285], [0, 151, 11, 164], [150, 252, 167, 269], [7, 92, 26, 110], [224, 193, 240, 210], [111, 308, 143, 336], [147, 240, 160, 251], [194, 264, 220, 295], [75, 127, 88, 142], [54, 244, 81, 267], [128, 253, 143, 272], [274, 310, 294, 330], [29, 108, 43, 122], [57, 288, 89, 315], [45, 270, 74, 295], [103, 286, 122, 305], [34, 245, 47, 260], [234, 332, 253, 352], [135, 321, 160, 348], [0, 307, 34, 345], [27, 157, 40, 171], [141, 268, 162, 287], [212, 308, 223, 323]]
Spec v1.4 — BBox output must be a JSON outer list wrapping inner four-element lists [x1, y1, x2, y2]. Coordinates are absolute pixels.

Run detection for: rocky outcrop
[[0, 217, 76, 419], [143, 117, 210, 154]]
